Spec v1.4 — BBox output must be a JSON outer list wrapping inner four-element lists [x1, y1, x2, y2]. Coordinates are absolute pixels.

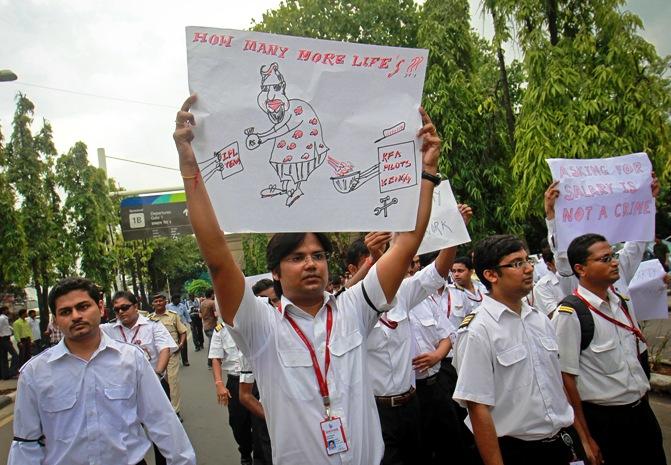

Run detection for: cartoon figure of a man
[[245, 62, 329, 206]]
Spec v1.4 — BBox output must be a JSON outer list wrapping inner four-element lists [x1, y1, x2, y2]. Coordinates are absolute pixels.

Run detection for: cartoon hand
[[246, 133, 262, 150], [244, 127, 255, 135]]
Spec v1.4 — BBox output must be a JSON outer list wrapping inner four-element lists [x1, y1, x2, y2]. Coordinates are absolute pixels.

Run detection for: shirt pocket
[[330, 329, 364, 386], [495, 344, 531, 390], [103, 384, 136, 424], [590, 340, 621, 374], [278, 348, 319, 401], [42, 393, 77, 440]]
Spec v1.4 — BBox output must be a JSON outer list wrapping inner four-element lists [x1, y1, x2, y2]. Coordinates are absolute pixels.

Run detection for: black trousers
[[416, 374, 469, 465], [582, 397, 666, 465], [498, 427, 584, 465], [17, 338, 31, 369], [376, 393, 421, 465], [250, 383, 273, 465], [227, 374, 253, 459], [0, 336, 18, 379], [190, 314, 204, 349], [180, 338, 189, 365], [152, 376, 172, 465]]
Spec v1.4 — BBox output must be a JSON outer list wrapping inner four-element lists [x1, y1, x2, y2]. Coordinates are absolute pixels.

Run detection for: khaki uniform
[[150, 310, 187, 413]]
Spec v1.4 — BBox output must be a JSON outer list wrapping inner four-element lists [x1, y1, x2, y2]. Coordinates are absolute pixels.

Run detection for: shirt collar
[[47, 330, 121, 363], [111, 314, 149, 329], [279, 292, 336, 319], [482, 294, 535, 321], [576, 284, 617, 312]]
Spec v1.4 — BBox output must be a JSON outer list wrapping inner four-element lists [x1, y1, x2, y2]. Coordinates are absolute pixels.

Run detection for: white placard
[[245, 273, 273, 289], [186, 27, 429, 232], [546, 153, 654, 251], [417, 181, 471, 255], [629, 260, 668, 321]]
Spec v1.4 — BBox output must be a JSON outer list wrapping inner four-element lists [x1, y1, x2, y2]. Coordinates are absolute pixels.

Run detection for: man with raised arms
[[173, 94, 442, 465]]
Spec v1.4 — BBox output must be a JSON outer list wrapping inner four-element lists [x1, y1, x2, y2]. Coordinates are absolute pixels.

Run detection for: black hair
[[48, 277, 101, 315], [453, 256, 473, 270], [171, 294, 181, 302], [567, 233, 607, 277], [541, 248, 554, 265], [252, 279, 274, 296], [18, 308, 27, 317], [204, 289, 214, 299], [0, 306, 8, 314], [473, 235, 527, 290], [112, 290, 138, 305], [266, 233, 333, 298], [345, 238, 369, 267], [418, 251, 439, 268]]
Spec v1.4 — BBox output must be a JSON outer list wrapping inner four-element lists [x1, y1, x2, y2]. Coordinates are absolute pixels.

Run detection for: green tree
[[241, 234, 269, 276], [146, 236, 207, 295], [0, 126, 29, 291], [184, 278, 212, 296], [509, 0, 671, 218]]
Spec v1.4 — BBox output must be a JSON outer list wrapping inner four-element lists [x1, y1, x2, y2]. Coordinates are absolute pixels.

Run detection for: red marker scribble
[[309, 118, 318, 125], [293, 130, 303, 139], [306, 143, 313, 149], [310, 129, 318, 136], [406, 56, 424, 76], [327, 155, 354, 176], [294, 106, 303, 115], [283, 155, 293, 162], [387, 58, 405, 78], [301, 153, 310, 160], [288, 142, 296, 150], [277, 140, 286, 148]]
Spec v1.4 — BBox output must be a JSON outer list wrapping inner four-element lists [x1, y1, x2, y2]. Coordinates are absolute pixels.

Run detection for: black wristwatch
[[421, 171, 442, 186]]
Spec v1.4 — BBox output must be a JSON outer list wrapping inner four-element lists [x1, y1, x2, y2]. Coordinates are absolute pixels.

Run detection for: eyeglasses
[[113, 303, 134, 313], [284, 252, 330, 264], [495, 258, 535, 270], [589, 252, 620, 263]]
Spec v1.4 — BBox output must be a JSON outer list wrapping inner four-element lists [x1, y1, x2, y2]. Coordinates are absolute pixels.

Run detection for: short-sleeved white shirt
[[208, 324, 243, 375], [366, 263, 445, 395], [551, 285, 649, 405], [443, 282, 487, 329], [409, 294, 455, 379], [227, 264, 395, 465], [239, 353, 255, 384], [532, 272, 564, 315], [102, 315, 177, 371], [453, 296, 574, 441]]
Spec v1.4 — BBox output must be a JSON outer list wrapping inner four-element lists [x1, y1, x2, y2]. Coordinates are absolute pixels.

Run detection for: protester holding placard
[[552, 234, 666, 465], [532, 248, 563, 316], [173, 94, 442, 465]]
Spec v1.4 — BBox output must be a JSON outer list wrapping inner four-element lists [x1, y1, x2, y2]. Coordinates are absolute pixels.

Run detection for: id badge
[[320, 417, 349, 456]]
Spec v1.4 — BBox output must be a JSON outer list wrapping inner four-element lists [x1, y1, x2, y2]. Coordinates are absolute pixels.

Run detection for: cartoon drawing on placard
[[374, 196, 398, 217], [198, 141, 244, 183], [244, 62, 329, 207], [374, 122, 406, 143], [328, 156, 380, 194]]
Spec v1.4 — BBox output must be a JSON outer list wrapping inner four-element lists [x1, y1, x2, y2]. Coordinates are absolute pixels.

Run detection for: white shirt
[[239, 353, 255, 384], [443, 282, 487, 328], [209, 324, 243, 374], [101, 315, 177, 372], [0, 313, 13, 337], [546, 218, 645, 306], [552, 285, 649, 405], [532, 272, 564, 315], [366, 263, 445, 395], [453, 296, 574, 441], [408, 294, 455, 379], [8, 331, 195, 465], [227, 264, 395, 465], [28, 317, 41, 341]]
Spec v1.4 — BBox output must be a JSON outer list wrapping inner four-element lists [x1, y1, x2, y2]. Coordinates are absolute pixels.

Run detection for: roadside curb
[[0, 391, 16, 410], [651, 373, 671, 396]]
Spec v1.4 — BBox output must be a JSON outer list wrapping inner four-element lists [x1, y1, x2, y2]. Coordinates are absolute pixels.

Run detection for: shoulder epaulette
[[459, 313, 476, 329], [148, 313, 160, 322], [215, 323, 223, 332], [557, 305, 575, 315], [167, 309, 178, 315]]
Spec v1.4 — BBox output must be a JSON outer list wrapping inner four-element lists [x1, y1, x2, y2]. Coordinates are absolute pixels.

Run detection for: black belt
[[583, 396, 645, 411], [227, 373, 240, 378], [416, 373, 438, 386], [375, 386, 416, 408]]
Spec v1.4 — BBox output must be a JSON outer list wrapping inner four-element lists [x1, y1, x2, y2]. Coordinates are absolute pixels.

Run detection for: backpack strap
[[558, 295, 594, 352]]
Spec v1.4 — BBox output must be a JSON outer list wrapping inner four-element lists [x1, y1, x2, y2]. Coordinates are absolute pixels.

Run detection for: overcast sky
[[0, 0, 668, 193]]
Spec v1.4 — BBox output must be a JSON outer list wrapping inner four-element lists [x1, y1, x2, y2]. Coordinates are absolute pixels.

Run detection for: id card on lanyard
[[284, 305, 349, 456]]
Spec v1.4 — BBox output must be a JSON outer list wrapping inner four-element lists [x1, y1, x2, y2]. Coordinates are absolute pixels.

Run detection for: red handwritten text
[[243, 40, 289, 58], [192, 32, 233, 47]]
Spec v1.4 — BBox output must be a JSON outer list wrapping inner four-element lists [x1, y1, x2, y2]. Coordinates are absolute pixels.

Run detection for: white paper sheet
[[417, 181, 471, 255], [629, 260, 668, 321], [186, 27, 429, 232], [546, 153, 654, 251]]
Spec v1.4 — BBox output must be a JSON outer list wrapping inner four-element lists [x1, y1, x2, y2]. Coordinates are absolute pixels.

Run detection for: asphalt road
[[1, 339, 670, 464]]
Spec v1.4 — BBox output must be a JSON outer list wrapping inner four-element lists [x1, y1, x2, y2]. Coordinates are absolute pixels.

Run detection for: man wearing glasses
[[102, 291, 178, 465], [452, 235, 581, 465], [551, 234, 666, 465]]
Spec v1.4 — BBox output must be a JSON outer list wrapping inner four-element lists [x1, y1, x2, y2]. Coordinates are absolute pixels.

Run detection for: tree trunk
[[545, 0, 559, 46], [491, 8, 516, 152]]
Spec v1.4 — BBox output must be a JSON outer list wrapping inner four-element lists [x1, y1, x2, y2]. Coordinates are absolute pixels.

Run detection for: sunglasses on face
[[113, 303, 134, 313]]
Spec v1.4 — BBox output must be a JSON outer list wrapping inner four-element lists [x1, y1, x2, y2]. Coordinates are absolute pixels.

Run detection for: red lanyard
[[118, 325, 141, 344], [573, 290, 645, 342], [378, 316, 398, 330], [284, 305, 334, 418], [446, 288, 452, 317]]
